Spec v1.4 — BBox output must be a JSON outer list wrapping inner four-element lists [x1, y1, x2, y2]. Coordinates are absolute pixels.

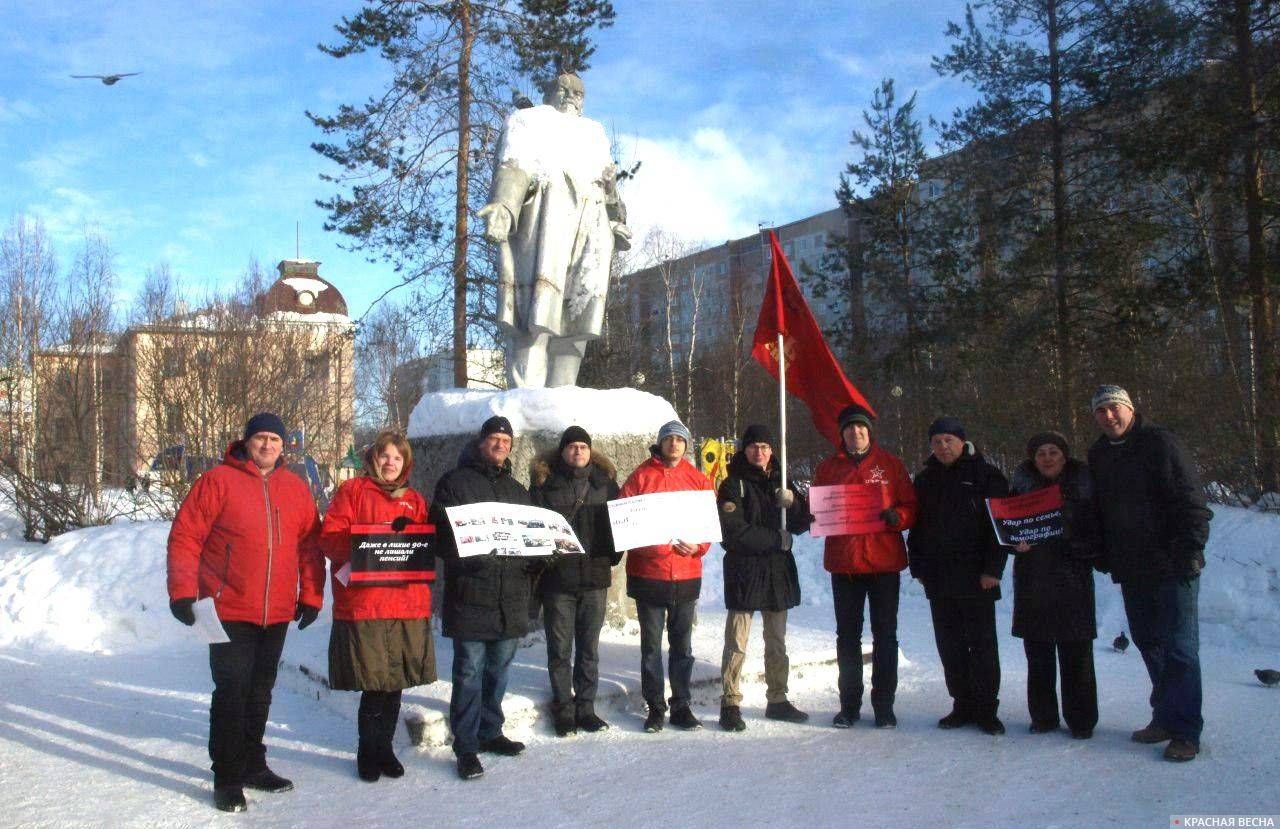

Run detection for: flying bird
[[1256, 669, 1280, 687], [70, 72, 141, 86], [1112, 632, 1129, 653]]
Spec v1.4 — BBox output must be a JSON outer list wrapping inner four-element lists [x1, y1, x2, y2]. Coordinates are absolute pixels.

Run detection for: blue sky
[[1, 1, 975, 322]]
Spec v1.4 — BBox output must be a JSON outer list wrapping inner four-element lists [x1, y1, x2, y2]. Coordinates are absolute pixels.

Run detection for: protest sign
[[443, 503, 584, 558], [607, 490, 722, 551], [986, 485, 1065, 548], [809, 483, 891, 537], [348, 523, 435, 585]]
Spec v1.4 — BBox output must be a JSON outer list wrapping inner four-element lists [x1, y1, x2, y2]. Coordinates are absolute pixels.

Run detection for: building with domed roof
[[32, 260, 355, 496]]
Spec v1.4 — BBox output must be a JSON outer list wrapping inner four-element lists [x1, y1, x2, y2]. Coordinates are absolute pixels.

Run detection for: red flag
[[751, 231, 875, 446]]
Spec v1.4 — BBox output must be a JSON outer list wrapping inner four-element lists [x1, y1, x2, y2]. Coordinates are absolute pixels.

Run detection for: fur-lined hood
[[529, 447, 617, 488]]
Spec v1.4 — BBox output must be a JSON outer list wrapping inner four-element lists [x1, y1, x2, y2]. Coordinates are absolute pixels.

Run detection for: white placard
[[607, 490, 722, 551], [193, 597, 230, 644], [444, 502, 585, 558]]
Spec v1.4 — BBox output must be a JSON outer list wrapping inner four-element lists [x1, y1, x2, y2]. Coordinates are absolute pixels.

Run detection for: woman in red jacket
[[322, 431, 435, 783]]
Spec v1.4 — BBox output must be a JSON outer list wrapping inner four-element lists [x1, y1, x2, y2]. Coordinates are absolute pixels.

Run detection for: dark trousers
[[358, 689, 402, 750], [1121, 577, 1203, 742], [928, 596, 1000, 717], [543, 588, 606, 718], [208, 621, 289, 786], [831, 572, 900, 713], [449, 638, 518, 756], [636, 599, 696, 711], [1023, 640, 1098, 732]]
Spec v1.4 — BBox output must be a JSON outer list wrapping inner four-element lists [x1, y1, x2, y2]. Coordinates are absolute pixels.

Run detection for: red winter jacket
[[813, 442, 918, 575], [167, 443, 325, 626], [321, 475, 432, 621], [619, 455, 714, 582]]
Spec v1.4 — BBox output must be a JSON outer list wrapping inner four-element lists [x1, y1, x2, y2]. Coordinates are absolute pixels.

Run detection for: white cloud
[[187, 151, 210, 168], [0, 97, 39, 124], [18, 141, 95, 187]]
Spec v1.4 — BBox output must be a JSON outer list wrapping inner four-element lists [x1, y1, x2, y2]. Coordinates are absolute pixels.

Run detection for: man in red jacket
[[167, 412, 325, 813], [814, 404, 917, 730], [619, 420, 714, 733]]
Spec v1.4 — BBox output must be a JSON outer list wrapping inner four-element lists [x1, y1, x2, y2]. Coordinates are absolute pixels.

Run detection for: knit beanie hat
[[1090, 384, 1133, 412], [837, 404, 875, 432], [657, 420, 692, 445], [558, 425, 592, 451], [928, 416, 966, 441], [739, 423, 775, 447], [479, 415, 514, 438], [1026, 430, 1070, 459], [243, 412, 287, 442]]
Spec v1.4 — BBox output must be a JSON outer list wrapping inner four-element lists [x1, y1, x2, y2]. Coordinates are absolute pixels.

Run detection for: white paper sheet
[[607, 490, 722, 551], [443, 502, 585, 558], [192, 597, 230, 644], [334, 562, 351, 587]]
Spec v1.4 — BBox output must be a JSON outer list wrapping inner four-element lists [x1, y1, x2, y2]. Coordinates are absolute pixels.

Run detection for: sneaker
[[978, 716, 1006, 735], [832, 709, 860, 729], [874, 709, 897, 729], [456, 753, 484, 780], [576, 711, 610, 733], [214, 785, 247, 813], [669, 706, 702, 730], [764, 700, 809, 723], [1070, 728, 1094, 740], [554, 714, 577, 738], [242, 767, 293, 792], [1131, 722, 1172, 744], [937, 708, 971, 729], [643, 707, 665, 733], [1029, 721, 1059, 735], [478, 734, 525, 756], [1164, 738, 1199, 762], [719, 705, 746, 732]]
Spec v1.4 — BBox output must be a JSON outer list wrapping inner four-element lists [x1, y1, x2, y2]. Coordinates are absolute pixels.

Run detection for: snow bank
[[407, 387, 678, 439]]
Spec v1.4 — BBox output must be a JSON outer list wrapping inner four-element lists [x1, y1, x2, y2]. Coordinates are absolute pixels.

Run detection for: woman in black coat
[[1010, 431, 1101, 739]]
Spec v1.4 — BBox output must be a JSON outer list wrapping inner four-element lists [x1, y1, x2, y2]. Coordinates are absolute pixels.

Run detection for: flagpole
[[777, 330, 787, 527]]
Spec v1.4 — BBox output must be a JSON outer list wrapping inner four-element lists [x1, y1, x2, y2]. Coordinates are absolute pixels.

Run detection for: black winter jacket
[[429, 440, 535, 640], [907, 444, 1009, 601], [716, 452, 808, 612], [1086, 414, 1212, 584], [1009, 458, 1099, 642], [530, 451, 620, 596]]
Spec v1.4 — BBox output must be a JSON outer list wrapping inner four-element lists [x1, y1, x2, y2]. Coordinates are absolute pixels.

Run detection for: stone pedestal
[[407, 387, 681, 627]]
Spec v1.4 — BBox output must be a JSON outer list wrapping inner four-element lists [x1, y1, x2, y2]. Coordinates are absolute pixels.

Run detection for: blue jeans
[[636, 599, 696, 711], [449, 638, 518, 756], [1121, 578, 1203, 742]]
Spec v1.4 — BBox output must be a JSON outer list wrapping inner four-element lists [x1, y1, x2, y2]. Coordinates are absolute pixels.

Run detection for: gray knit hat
[[1091, 384, 1133, 412], [657, 420, 692, 445]]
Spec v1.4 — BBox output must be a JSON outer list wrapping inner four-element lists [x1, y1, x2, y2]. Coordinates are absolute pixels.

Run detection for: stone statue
[[479, 72, 632, 388]]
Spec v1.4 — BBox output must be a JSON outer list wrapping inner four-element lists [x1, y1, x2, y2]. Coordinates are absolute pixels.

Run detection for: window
[[163, 347, 185, 377], [164, 403, 183, 436]]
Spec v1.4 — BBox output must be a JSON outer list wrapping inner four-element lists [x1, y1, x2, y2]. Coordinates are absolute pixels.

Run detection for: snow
[[407, 387, 679, 439], [267, 311, 353, 326], [1, 502, 1278, 826], [281, 277, 331, 295]]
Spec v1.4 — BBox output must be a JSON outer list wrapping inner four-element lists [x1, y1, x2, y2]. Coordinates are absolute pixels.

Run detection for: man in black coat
[[907, 417, 1009, 735], [715, 424, 809, 732], [430, 415, 535, 780], [1087, 385, 1212, 762], [529, 425, 620, 737]]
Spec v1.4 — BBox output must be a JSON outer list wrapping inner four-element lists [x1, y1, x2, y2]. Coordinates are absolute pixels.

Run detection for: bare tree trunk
[[1047, 0, 1075, 433], [452, 0, 474, 388]]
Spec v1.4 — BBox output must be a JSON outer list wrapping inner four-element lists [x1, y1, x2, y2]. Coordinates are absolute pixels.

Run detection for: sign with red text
[[809, 483, 891, 537]]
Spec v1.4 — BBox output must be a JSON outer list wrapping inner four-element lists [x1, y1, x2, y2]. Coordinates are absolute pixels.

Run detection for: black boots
[[242, 767, 293, 792], [719, 705, 746, 732], [764, 700, 809, 723], [213, 785, 247, 813], [357, 691, 405, 782]]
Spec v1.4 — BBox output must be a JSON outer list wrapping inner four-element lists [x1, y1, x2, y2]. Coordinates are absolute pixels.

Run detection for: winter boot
[[478, 734, 525, 756], [644, 706, 665, 733], [554, 712, 578, 737], [669, 706, 702, 730], [719, 705, 746, 732], [378, 695, 404, 778], [832, 708, 860, 729], [1164, 738, 1199, 762], [764, 700, 809, 723], [242, 766, 293, 792], [937, 705, 972, 729], [357, 707, 382, 782], [1131, 722, 1172, 744], [456, 753, 484, 780], [873, 707, 897, 729], [213, 785, 247, 813], [977, 715, 1006, 735], [576, 709, 610, 733]]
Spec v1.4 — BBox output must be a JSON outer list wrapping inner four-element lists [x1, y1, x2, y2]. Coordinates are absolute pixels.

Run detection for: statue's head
[[543, 72, 585, 116]]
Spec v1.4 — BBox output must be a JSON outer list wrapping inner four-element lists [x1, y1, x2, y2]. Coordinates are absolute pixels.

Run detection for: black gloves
[[390, 515, 411, 532], [295, 603, 320, 629], [170, 598, 196, 626], [778, 530, 794, 552], [774, 489, 795, 509], [880, 508, 901, 528]]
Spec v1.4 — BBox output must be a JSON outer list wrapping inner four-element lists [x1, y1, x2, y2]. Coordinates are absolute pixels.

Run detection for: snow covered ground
[[1, 503, 1278, 828]]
